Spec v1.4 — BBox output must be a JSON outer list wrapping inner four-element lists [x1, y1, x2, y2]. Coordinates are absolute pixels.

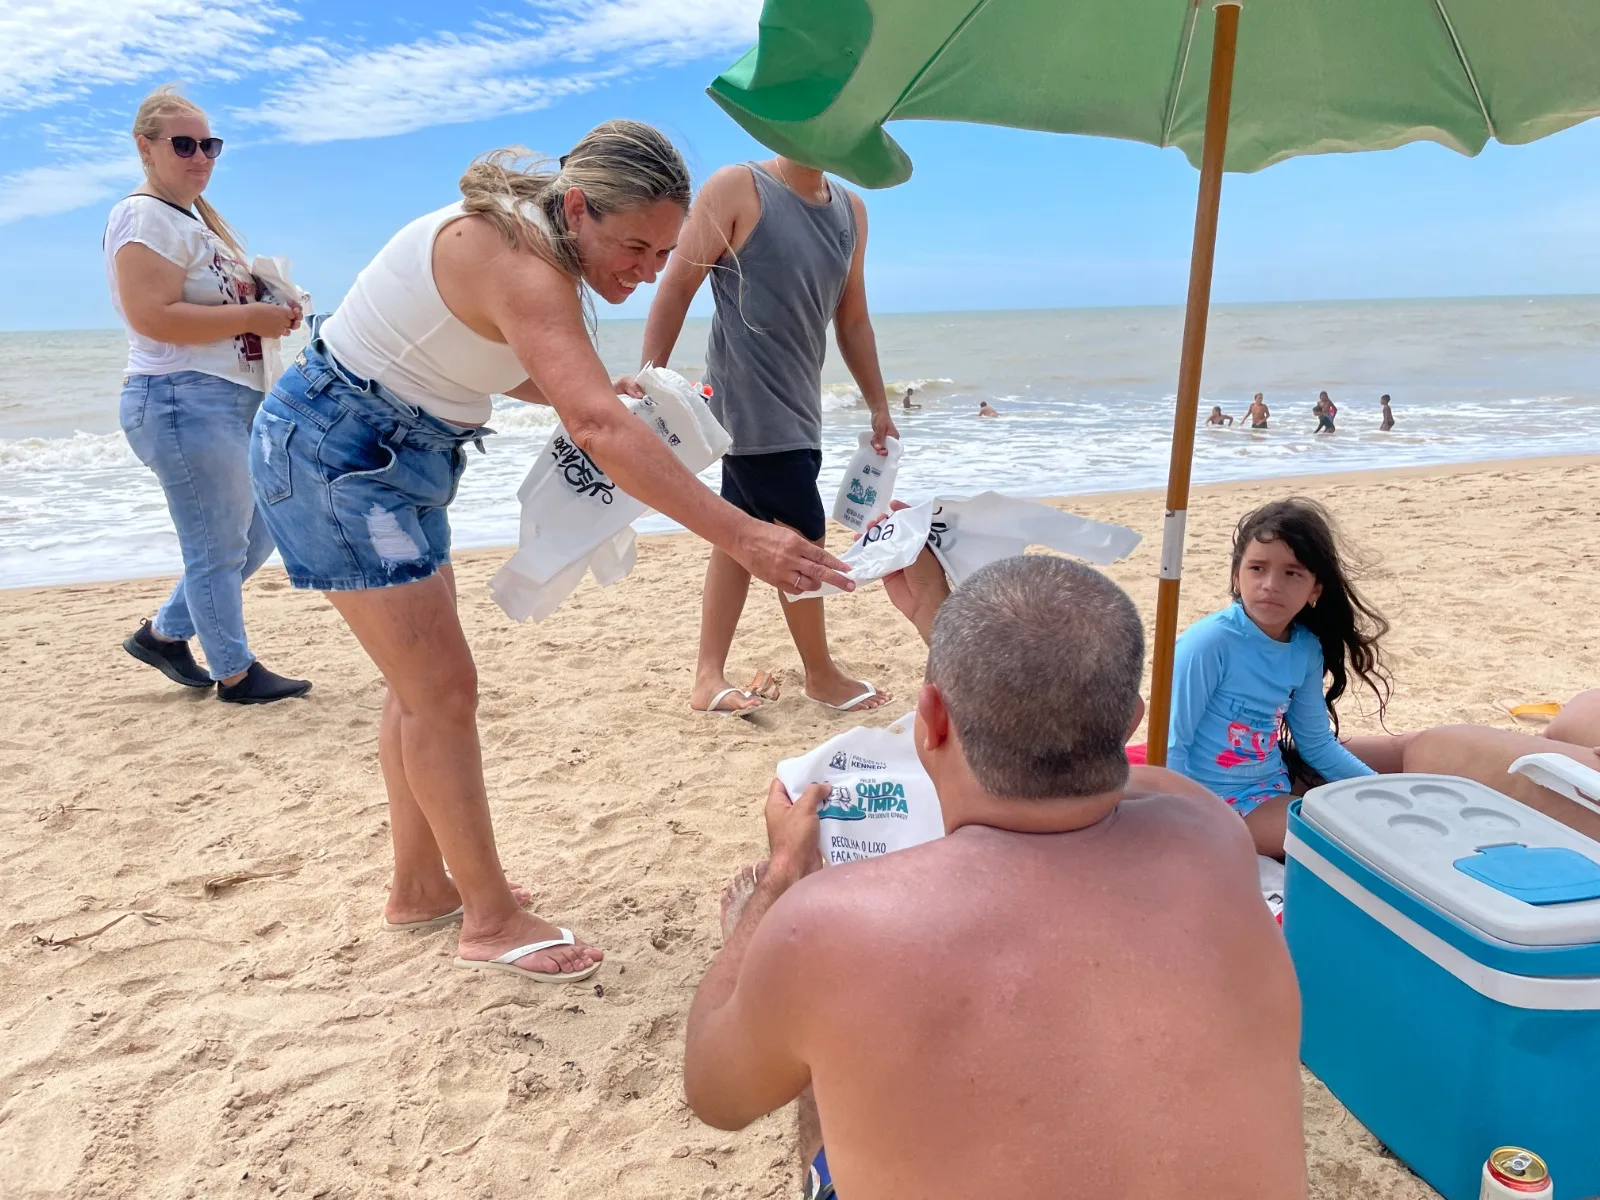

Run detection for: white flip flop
[[693, 687, 762, 718], [453, 928, 602, 984], [806, 681, 882, 712], [381, 904, 464, 932]]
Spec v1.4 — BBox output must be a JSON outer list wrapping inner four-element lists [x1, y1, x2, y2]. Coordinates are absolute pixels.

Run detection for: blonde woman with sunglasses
[[107, 85, 310, 704]]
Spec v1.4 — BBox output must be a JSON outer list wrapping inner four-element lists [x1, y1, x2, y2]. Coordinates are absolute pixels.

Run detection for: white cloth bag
[[832, 432, 902, 533], [779, 717, 1291, 920], [249, 255, 310, 389], [787, 491, 1141, 600], [490, 366, 730, 622], [776, 713, 945, 866]]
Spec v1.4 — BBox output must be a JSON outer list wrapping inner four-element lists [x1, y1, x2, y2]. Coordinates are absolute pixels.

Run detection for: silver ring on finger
[[794, 571, 804, 591]]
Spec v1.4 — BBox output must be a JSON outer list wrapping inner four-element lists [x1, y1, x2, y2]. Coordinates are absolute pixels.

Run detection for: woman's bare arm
[[115, 243, 296, 344]]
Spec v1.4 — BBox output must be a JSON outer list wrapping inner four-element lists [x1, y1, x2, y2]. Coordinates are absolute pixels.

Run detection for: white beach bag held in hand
[[490, 365, 731, 622], [776, 713, 945, 866], [779, 718, 1292, 919], [832, 431, 902, 533], [787, 491, 1141, 600], [250, 255, 310, 389], [926, 492, 1142, 584]]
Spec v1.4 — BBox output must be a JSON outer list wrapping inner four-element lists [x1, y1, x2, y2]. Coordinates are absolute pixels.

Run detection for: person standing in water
[[1314, 391, 1337, 434], [1379, 394, 1395, 431], [641, 156, 897, 716], [1247, 393, 1270, 430], [107, 86, 310, 704], [1206, 406, 1234, 427], [901, 387, 921, 411]]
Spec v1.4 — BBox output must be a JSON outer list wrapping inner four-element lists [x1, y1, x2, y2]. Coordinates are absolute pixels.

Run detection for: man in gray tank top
[[640, 157, 898, 716]]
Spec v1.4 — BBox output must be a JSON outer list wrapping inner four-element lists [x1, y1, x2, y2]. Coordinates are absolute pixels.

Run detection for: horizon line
[[6, 290, 1598, 336]]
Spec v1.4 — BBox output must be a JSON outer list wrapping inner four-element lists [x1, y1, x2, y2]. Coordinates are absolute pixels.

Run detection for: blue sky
[[1, 0, 1597, 331]]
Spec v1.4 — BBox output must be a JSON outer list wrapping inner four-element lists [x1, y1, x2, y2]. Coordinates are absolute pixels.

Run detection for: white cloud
[[0, 0, 297, 114], [236, 0, 762, 144], [0, 155, 141, 224], [0, 0, 762, 223]]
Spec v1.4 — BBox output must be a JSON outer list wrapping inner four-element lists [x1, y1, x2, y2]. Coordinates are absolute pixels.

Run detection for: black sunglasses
[[154, 135, 224, 160]]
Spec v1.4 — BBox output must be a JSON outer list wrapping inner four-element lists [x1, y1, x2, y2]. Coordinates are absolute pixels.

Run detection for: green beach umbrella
[[708, 0, 1600, 762]]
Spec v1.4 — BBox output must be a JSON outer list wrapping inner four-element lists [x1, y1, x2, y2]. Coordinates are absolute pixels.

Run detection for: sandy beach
[[2, 453, 1597, 1199]]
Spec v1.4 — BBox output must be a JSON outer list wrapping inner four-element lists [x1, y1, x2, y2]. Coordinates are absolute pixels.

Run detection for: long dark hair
[[1229, 498, 1391, 734]]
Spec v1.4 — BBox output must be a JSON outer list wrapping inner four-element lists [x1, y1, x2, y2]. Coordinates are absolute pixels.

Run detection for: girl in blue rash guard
[[1168, 498, 1392, 858]]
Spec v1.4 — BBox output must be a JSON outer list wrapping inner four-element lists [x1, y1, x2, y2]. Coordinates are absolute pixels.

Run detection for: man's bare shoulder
[[764, 842, 953, 941], [698, 165, 760, 213]]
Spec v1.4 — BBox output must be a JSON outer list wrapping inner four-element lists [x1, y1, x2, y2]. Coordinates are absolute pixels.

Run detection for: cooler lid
[[1301, 774, 1600, 947]]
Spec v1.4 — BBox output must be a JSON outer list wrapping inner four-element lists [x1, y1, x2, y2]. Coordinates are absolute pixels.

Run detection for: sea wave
[[821, 377, 956, 412], [0, 431, 138, 472]]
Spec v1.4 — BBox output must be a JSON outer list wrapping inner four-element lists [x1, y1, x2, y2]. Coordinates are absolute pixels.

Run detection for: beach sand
[[2, 454, 1597, 1199]]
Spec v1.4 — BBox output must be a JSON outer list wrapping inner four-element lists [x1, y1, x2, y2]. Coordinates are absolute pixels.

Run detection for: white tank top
[[320, 203, 526, 426]]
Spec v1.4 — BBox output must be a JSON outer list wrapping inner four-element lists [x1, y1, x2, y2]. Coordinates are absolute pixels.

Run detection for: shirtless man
[[1247, 392, 1270, 429], [977, 399, 1000, 418], [1379, 394, 1395, 432], [902, 386, 921, 411], [683, 554, 1307, 1199]]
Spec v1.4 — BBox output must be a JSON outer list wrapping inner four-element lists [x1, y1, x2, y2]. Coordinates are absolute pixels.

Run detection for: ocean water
[[2, 296, 1598, 588]]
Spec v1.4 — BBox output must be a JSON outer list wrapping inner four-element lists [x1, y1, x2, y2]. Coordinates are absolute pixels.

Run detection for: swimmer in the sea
[[1246, 393, 1269, 430], [1379, 394, 1395, 432], [1314, 391, 1337, 434], [978, 400, 1000, 418], [1206, 405, 1234, 427], [902, 387, 921, 411]]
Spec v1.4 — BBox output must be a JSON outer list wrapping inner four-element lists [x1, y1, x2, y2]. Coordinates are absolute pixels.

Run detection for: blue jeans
[[120, 371, 275, 680], [248, 322, 485, 591]]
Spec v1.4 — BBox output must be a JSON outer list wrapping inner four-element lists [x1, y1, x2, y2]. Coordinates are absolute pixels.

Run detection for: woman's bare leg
[[375, 568, 529, 923], [1404, 725, 1600, 842], [329, 571, 600, 975], [1547, 689, 1600, 748], [1342, 732, 1417, 774]]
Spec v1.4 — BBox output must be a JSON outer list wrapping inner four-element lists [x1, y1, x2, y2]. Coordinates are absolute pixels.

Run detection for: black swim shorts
[[720, 448, 826, 541]]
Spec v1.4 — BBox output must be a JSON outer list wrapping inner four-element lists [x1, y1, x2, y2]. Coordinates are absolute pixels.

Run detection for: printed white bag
[[490, 366, 730, 621], [926, 491, 1142, 584], [778, 718, 1291, 920], [832, 432, 902, 533], [250, 255, 311, 388], [786, 502, 934, 601], [776, 713, 945, 866], [786, 491, 1140, 601]]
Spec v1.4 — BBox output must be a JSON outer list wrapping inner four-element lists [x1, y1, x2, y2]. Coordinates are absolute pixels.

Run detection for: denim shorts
[[248, 329, 492, 591]]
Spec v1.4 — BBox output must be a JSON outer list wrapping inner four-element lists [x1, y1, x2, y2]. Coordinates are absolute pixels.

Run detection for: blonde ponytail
[[132, 85, 246, 260]]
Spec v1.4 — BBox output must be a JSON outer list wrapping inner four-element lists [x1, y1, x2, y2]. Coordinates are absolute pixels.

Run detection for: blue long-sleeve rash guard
[[1166, 602, 1373, 813]]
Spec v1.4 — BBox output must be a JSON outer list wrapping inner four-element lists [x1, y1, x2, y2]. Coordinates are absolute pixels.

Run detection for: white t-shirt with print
[[103, 194, 265, 391]]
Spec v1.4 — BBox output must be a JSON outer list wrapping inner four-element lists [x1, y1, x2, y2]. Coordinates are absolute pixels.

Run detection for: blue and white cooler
[[1285, 774, 1600, 1200]]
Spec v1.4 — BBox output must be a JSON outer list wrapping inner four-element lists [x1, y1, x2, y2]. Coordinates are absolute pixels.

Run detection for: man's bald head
[[926, 556, 1144, 800]]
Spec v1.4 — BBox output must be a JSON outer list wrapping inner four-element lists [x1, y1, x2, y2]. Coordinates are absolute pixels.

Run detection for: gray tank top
[[703, 163, 856, 456]]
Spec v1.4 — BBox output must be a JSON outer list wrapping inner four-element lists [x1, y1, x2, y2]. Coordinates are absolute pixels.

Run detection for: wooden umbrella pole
[[1145, 0, 1241, 766]]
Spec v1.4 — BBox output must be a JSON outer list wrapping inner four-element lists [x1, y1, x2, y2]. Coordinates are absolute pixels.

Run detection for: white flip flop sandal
[[453, 928, 602, 984], [381, 904, 464, 932], [693, 687, 762, 718], [806, 681, 882, 712]]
